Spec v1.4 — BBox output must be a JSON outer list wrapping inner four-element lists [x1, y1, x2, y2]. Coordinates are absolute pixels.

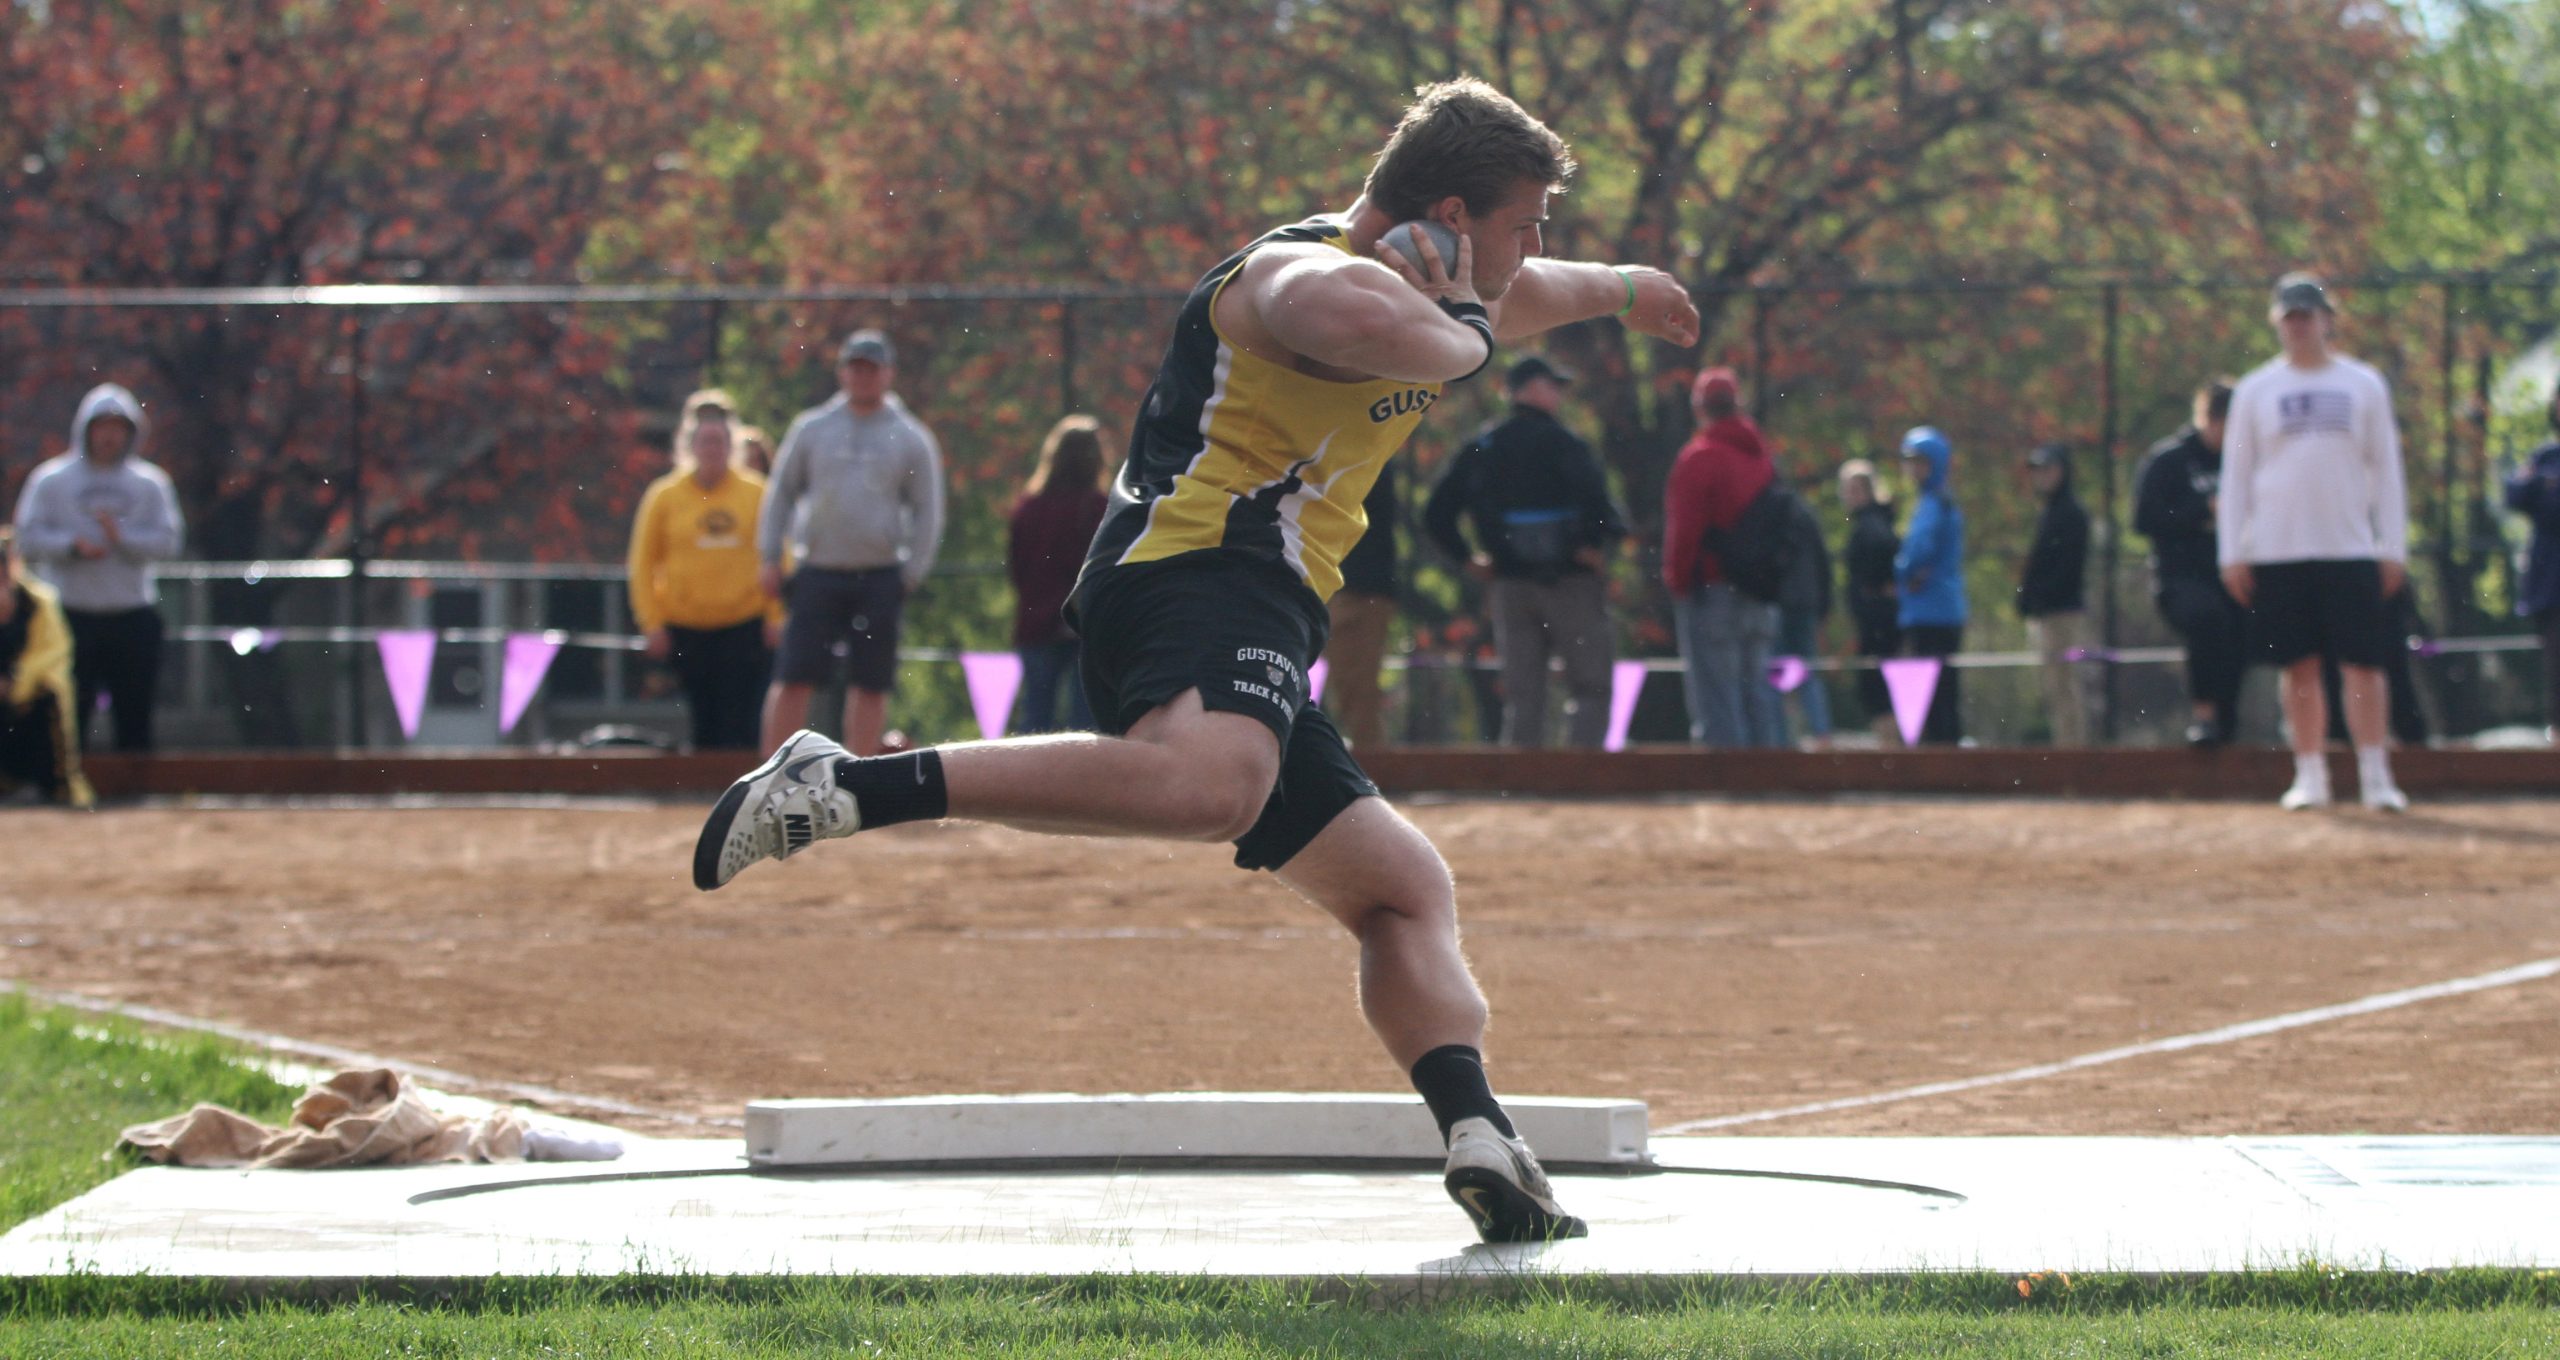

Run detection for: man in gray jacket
[[757, 329, 945, 753], [12, 384, 185, 752]]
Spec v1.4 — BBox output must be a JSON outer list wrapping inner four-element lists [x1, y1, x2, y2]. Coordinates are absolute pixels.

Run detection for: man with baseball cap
[[756, 328, 946, 754], [2219, 272, 2410, 810], [1421, 352, 1628, 747]]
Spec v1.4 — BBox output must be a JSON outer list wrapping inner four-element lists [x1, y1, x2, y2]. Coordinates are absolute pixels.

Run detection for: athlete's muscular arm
[[1493, 259, 1700, 347], [1245, 243, 1493, 384]]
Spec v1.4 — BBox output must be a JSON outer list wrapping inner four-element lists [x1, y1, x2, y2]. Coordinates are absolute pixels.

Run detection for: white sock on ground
[[2357, 745, 2396, 791], [2293, 753, 2327, 790]]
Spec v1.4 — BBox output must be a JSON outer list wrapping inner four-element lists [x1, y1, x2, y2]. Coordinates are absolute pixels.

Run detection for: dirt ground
[[4, 797, 2557, 1138]]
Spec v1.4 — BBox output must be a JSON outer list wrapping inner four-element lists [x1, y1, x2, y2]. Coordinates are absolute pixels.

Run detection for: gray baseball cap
[[838, 328, 895, 365], [2271, 272, 2334, 315]]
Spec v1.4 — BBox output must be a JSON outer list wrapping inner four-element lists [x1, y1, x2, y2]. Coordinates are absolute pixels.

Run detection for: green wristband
[[1615, 268, 1637, 316]]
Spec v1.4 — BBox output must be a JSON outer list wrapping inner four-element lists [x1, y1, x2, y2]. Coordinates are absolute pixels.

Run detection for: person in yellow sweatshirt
[[628, 391, 783, 750], [0, 527, 95, 807]]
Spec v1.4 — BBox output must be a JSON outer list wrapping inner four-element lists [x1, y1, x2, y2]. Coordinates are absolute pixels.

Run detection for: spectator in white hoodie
[[2217, 274, 2409, 812], [11, 384, 185, 752]]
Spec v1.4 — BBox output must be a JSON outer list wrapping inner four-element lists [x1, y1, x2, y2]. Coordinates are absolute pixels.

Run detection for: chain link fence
[[5, 272, 2554, 750]]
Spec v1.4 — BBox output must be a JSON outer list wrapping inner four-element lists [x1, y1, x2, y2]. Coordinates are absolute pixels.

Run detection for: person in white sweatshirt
[[2217, 273, 2409, 811], [11, 384, 185, 752]]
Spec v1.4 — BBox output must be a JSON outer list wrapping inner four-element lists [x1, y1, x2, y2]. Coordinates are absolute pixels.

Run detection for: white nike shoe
[[2361, 782, 2410, 814], [1441, 1116, 1588, 1243], [2278, 777, 2331, 812], [692, 730, 860, 890]]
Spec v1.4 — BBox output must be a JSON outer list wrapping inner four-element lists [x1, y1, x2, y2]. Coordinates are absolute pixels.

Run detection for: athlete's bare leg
[[937, 688, 1282, 842], [1274, 796, 1489, 1069]]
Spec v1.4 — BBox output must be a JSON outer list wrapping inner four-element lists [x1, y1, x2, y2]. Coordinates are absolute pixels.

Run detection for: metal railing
[[137, 558, 2546, 751]]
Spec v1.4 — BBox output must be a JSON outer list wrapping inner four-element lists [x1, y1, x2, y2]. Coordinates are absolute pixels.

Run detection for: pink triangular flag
[[499, 633, 563, 734], [1308, 659, 1329, 706], [1880, 657, 1944, 747], [375, 630, 436, 740], [1767, 654, 1809, 693], [1604, 659, 1648, 752], [961, 651, 1024, 740]]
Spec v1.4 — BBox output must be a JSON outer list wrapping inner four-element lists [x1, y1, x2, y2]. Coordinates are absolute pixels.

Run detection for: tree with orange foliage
[[748, 2, 2407, 673], [1285, 2, 2403, 528], [0, 0, 783, 739]]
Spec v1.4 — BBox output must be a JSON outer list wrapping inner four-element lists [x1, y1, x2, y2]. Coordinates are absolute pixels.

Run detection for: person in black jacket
[[2133, 380, 2245, 746], [1422, 356, 1627, 747], [1837, 458, 1901, 740], [1771, 480, 1836, 746], [2018, 442, 2094, 745], [2506, 382, 2560, 739]]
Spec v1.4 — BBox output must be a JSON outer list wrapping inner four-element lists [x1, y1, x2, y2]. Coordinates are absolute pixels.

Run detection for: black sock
[[832, 749, 948, 829], [1409, 1044, 1516, 1142]]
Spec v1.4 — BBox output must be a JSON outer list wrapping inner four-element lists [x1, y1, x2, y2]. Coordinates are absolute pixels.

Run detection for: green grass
[[0, 990, 300, 1235], [2, 1274, 2557, 1358], [4, 994, 2557, 1356]]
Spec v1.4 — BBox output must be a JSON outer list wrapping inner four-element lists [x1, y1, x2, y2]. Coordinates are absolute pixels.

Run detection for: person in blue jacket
[[2506, 382, 2560, 741], [1894, 426, 1968, 744]]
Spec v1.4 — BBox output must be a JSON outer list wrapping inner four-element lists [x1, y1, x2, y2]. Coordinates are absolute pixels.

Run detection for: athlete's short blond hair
[[1364, 77, 1575, 222]]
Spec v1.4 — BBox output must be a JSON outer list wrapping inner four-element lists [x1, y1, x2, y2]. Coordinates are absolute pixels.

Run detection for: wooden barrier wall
[[77, 746, 2560, 801]]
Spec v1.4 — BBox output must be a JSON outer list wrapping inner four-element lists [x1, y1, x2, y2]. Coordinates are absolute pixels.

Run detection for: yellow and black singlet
[[1082, 217, 1443, 602]]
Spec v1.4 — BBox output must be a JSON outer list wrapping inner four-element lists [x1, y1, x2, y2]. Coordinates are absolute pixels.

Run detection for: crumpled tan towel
[[119, 1068, 532, 1169]]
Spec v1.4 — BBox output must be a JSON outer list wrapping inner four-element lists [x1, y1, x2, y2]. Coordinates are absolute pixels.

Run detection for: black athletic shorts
[[774, 566, 905, 690], [1067, 549, 1380, 872], [2249, 558, 2394, 669]]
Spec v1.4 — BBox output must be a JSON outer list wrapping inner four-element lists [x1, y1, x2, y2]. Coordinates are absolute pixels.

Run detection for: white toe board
[[744, 1092, 1650, 1167]]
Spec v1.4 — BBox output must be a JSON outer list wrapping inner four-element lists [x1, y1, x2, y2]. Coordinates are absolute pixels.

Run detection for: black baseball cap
[[1506, 355, 1574, 390], [838, 328, 895, 365], [2271, 272, 2334, 316]]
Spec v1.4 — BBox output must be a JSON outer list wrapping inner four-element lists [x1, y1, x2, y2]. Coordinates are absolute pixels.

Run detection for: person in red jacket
[[1661, 368, 1783, 746], [1008, 415, 1112, 732]]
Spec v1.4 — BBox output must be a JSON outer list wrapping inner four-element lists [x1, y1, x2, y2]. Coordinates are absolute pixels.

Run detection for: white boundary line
[[1659, 955, 2560, 1134], [0, 981, 732, 1129]]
